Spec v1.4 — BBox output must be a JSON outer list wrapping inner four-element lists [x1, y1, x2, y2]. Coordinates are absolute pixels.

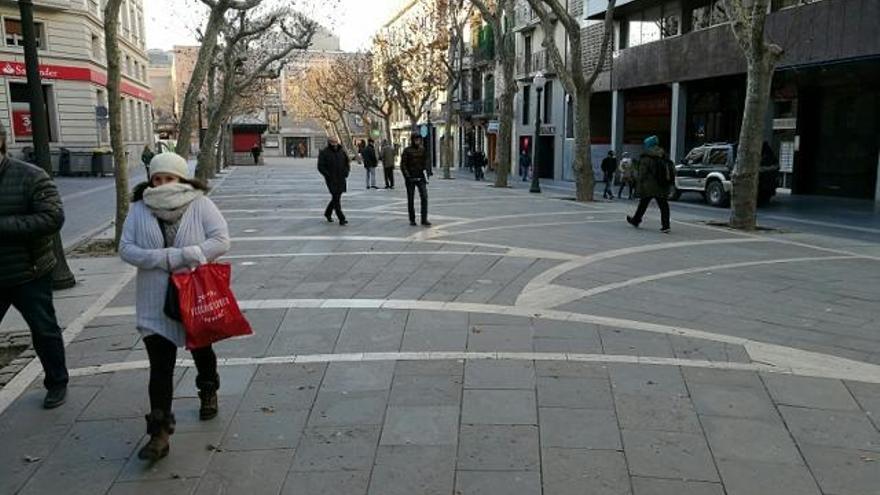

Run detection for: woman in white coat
[[120, 153, 230, 462]]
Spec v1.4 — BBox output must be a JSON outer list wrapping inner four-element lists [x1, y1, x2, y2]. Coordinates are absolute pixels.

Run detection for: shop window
[[9, 82, 56, 142], [522, 85, 531, 125], [5, 18, 45, 49]]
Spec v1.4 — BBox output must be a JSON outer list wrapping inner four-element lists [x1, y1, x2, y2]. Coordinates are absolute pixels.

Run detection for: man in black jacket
[[400, 134, 431, 227], [0, 122, 69, 409], [601, 151, 618, 200], [318, 136, 351, 225], [362, 139, 379, 190]]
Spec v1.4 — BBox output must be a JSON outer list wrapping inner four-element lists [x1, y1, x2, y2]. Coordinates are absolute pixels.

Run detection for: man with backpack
[[627, 135, 673, 233]]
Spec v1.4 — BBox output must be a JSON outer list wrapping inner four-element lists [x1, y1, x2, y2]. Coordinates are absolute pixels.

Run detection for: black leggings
[[143, 335, 218, 414]]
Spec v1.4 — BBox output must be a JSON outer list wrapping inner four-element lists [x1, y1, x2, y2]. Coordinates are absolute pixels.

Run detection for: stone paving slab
[[2, 161, 880, 494]]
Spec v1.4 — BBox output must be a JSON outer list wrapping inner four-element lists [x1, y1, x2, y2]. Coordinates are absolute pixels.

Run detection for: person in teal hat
[[627, 135, 673, 233]]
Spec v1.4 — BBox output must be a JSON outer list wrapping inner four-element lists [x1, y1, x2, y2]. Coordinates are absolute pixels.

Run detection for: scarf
[[143, 182, 203, 224]]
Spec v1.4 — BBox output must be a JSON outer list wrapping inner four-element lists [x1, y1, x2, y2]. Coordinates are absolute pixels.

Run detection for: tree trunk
[[104, 0, 128, 247], [384, 115, 393, 144], [573, 87, 595, 201], [729, 57, 774, 230], [493, 6, 515, 188], [174, 3, 226, 159], [443, 85, 455, 179]]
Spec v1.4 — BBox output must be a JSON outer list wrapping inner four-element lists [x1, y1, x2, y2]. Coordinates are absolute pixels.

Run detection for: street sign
[[420, 125, 429, 138], [539, 125, 556, 136], [487, 121, 500, 134]]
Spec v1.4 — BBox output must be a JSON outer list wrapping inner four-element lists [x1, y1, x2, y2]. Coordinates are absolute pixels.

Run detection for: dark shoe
[[138, 410, 175, 462], [410, 221, 417, 226], [626, 216, 640, 228], [198, 390, 219, 420], [325, 214, 333, 223], [660, 227, 671, 234], [421, 221, 432, 227], [43, 387, 67, 409], [339, 219, 348, 226]]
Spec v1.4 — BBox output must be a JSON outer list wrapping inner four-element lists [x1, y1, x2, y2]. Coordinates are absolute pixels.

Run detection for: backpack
[[652, 156, 675, 188]]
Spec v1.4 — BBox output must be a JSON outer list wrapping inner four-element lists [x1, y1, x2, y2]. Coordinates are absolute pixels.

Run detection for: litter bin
[[59, 148, 71, 176], [49, 149, 61, 176], [69, 150, 93, 175], [92, 149, 114, 177]]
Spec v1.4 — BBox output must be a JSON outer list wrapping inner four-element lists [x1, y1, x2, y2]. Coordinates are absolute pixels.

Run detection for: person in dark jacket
[[142, 145, 155, 171], [519, 149, 531, 182], [601, 151, 618, 200], [380, 139, 396, 189], [400, 134, 431, 227], [318, 136, 350, 225], [250, 145, 262, 165], [627, 135, 672, 233], [0, 122, 69, 409], [362, 139, 379, 190], [473, 150, 486, 181]]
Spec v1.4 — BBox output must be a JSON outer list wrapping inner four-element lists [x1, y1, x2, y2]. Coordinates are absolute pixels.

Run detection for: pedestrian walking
[[473, 150, 486, 181], [617, 152, 635, 199], [119, 152, 230, 461], [250, 144, 262, 165], [601, 151, 618, 200], [627, 136, 673, 233], [519, 149, 531, 182], [318, 136, 350, 226], [400, 133, 431, 227], [0, 122, 69, 410], [363, 139, 379, 189], [297, 142, 307, 158], [380, 139, 396, 189], [142, 144, 155, 170]]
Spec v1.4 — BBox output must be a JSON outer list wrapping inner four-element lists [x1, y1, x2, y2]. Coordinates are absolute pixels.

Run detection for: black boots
[[199, 390, 219, 420], [138, 410, 175, 461]]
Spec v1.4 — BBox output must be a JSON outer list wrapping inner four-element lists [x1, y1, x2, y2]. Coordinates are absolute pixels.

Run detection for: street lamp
[[530, 71, 547, 194]]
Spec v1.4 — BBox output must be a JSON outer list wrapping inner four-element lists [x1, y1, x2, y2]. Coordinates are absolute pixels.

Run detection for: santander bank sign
[[0, 61, 153, 102]]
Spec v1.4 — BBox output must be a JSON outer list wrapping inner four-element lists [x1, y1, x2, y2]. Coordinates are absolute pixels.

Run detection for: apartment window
[[88, 0, 100, 15], [9, 82, 56, 142], [543, 81, 553, 123], [522, 85, 531, 125], [524, 35, 532, 73], [91, 33, 101, 59], [689, 0, 727, 32], [622, 2, 680, 49], [96, 89, 109, 143], [5, 18, 45, 49]]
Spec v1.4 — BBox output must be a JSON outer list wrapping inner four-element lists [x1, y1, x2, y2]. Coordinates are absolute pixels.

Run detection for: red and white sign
[[12, 109, 32, 137], [0, 60, 154, 102]]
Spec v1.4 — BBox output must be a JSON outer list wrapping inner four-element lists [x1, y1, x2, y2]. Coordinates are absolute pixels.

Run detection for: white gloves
[[181, 246, 207, 268]]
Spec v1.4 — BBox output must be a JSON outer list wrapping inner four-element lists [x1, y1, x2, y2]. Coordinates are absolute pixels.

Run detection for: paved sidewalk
[[1, 157, 879, 495]]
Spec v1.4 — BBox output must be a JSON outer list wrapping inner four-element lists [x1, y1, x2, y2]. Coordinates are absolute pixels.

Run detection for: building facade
[[147, 48, 174, 139], [0, 0, 153, 162]]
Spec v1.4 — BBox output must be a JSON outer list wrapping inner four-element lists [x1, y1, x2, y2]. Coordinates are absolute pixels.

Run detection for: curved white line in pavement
[[223, 250, 538, 261], [536, 255, 860, 309], [220, 208, 466, 221], [427, 219, 619, 239], [229, 235, 581, 261], [67, 353, 783, 379], [515, 238, 768, 306], [98, 298, 880, 384]]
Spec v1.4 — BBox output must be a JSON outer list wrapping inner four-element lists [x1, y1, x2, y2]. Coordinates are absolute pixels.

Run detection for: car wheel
[[670, 187, 682, 201], [705, 180, 729, 207]]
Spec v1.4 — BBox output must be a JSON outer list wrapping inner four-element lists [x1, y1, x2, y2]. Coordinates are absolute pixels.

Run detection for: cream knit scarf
[[143, 183, 203, 223]]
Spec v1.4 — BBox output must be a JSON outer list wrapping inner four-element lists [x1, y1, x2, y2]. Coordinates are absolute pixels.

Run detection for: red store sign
[[0, 60, 154, 102], [12, 109, 32, 137]]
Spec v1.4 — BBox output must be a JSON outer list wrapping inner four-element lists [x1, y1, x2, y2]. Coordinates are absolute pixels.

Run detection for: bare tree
[[194, 7, 317, 180], [471, 0, 516, 187], [725, 0, 783, 230], [103, 0, 127, 246], [350, 54, 395, 144], [525, 0, 616, 201], [287, 58, 359, 152], [175, 0, 264, 159], [438, 0, 471, 179], [372, 0, 448, 131]]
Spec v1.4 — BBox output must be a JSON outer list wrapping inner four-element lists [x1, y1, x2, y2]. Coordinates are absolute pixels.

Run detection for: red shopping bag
[[171, 263, 252, 350]]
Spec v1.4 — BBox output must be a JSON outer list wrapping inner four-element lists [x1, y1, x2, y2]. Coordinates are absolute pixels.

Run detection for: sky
[[144, 0, 407, 52]]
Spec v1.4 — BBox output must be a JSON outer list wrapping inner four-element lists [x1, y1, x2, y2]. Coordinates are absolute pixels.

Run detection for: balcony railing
[[516, 50, 551, 77]]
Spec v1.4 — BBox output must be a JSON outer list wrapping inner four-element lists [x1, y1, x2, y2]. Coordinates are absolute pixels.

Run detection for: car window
[[708, 148, 730, 165], [684, 148, 704, 165]]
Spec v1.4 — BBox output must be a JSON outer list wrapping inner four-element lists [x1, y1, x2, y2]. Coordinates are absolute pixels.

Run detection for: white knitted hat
[[149, 152, 189, 180]]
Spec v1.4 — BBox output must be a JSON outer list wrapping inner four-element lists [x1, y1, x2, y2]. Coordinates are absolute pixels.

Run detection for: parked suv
[[671, 143, 779, 207]]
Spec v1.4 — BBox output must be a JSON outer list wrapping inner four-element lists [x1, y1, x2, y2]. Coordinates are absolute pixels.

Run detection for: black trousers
[[384, 167, 394, 188], [632, 196, 671, 229], [618, 179, 634, 199], [405, 179, 429, 223], [143, 334, 218, 414], [324, 192, 345, 221], [603, 173, 615, 198], [0, 274, 68, 390]]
